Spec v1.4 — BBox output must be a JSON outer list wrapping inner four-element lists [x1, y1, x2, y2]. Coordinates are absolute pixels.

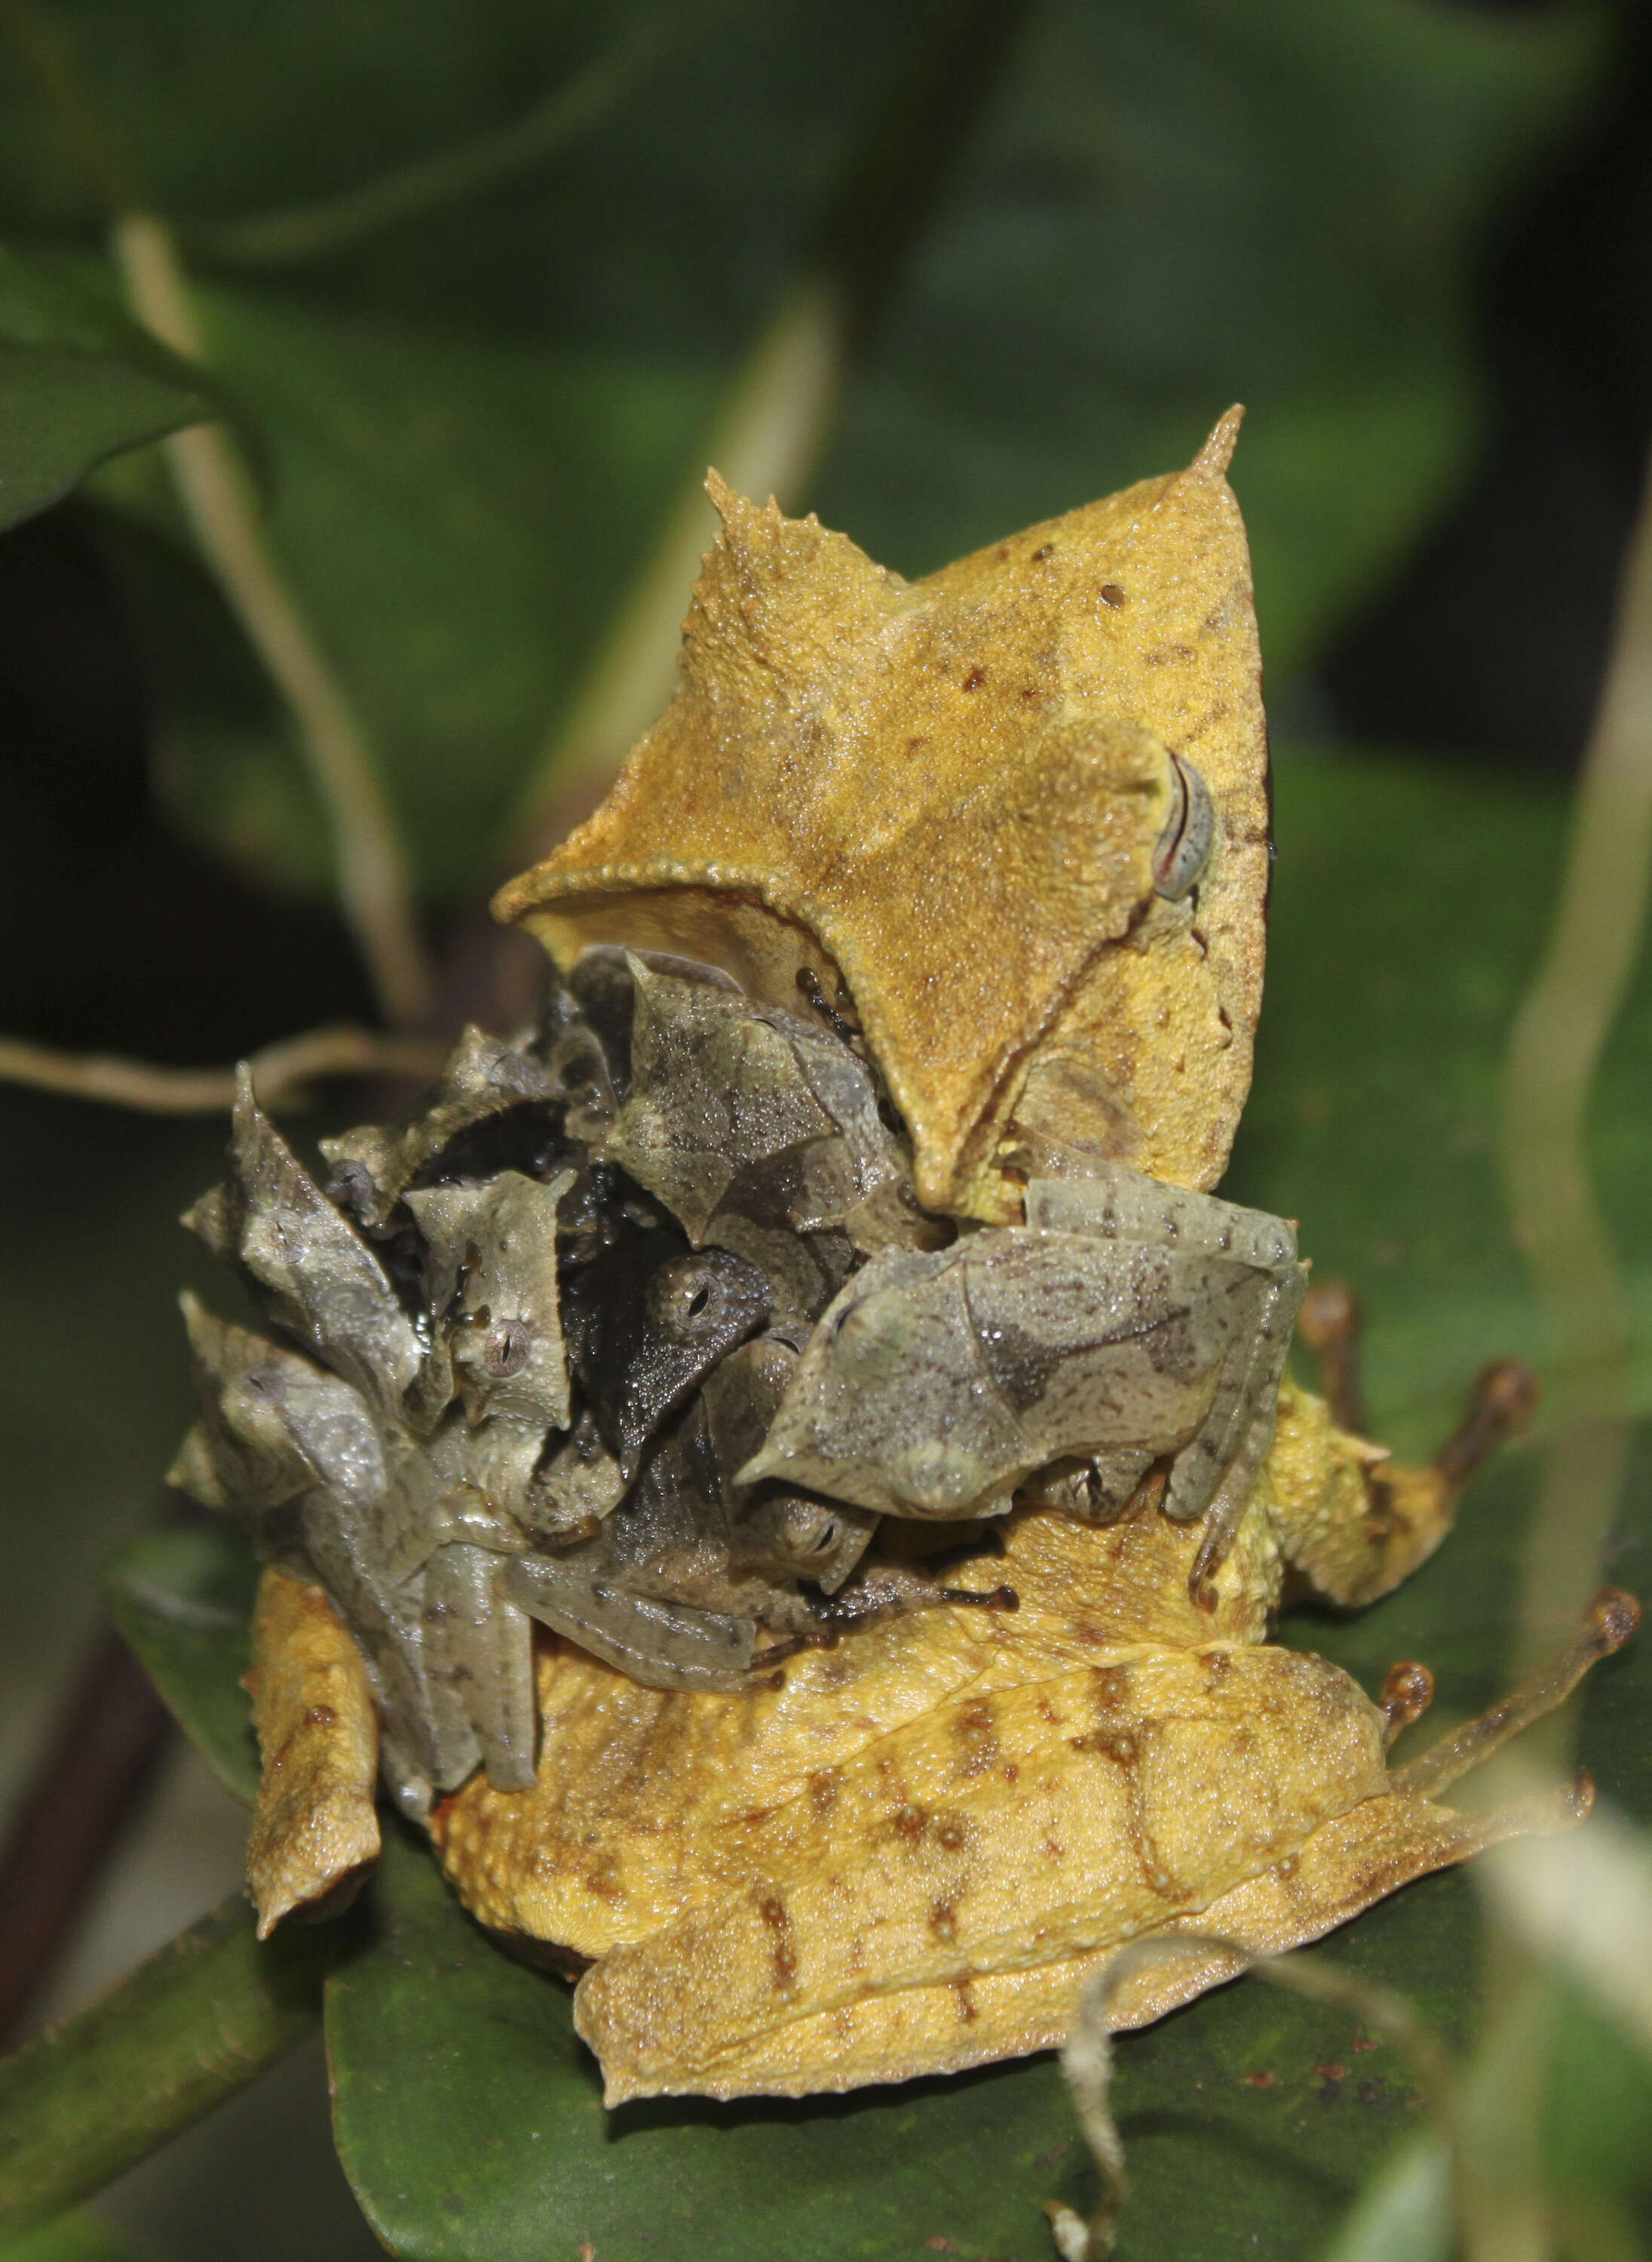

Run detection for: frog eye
[[1152, 755, 1215, 900], [650, 1255, 737, 1337], [481, 1319, 532, 1378], [777, 1501, 841, 1558]]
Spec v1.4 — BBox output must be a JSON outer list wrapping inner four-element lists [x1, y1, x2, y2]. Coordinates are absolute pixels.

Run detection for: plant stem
[[504, 274, 853, 865], [0, 1025, 446, 1114], [1481, 435, 1652, 2262], [0, 1630, 171, 2050], [0, 1897, 346, 2238], [1501, 438, 1652, 1664], [110, 214, 435, 1032], [185, 0, 741, 269], [503, 0, 1037, 870]]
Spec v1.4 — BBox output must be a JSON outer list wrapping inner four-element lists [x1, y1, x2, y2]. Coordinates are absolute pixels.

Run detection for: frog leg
[[1182, 1267, 1307, 1607], [572, 1594, 1632, 2100], [1108, 1589, 1638, 2028], [811, 1561, 1019, 1632], [244, 1565, 381, 1939], [1270, 1288, 1539, 1607], [503, 1552, 762, 1693], [421, 1544, 538, 1792], [1295, 1278, 1368, 1435]]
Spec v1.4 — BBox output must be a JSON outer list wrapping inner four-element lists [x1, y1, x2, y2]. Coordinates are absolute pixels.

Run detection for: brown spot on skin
[[926, 2239, 962, 2254], [1044, 1838, 1065, 1862], [582, 1851, 623, 1905], [953, 1978, 979, 2024], [1240, 2070, 1277, 2089], [304, 1705, 337, 1728], [1316, 2061, 1347, 2082], [892, 1802, 929, 1842], [1352, 2036, 1380, 2053], [963, 666, 988, 692], [579, 2245, 596, 2262], [934, 1813, 968, 1853], [1205, 1650, 1231, 1684], [954, 1698, 999, 1778], [1001, 1763, 1020, 1783], [906, 735, 929, 754], [995, 544, 1010, 562], [1031, 542, 1053, 562], [808, 1769, 838, 1814], [930, 1899, 958, 1942], [1034, 1696, 1061, 1724], [1099, 583, 1126, 607], [759, 1893, 798, 1993]]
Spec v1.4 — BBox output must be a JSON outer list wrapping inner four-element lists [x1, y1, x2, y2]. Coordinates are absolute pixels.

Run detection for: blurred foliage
[[106, 1525, 259, 1805], [0, 2217, 158, 2262], [0, 0, 1613, 901], [2, 1, 1650, 2257], [0, 244, 219, 531]]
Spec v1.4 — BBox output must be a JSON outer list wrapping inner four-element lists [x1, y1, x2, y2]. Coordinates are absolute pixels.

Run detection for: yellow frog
[[211, 413, 1633, 2105]]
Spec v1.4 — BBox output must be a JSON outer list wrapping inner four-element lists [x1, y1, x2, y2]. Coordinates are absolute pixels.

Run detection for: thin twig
[[0, 0, 134, 210], [0, 1626, 173, 2049], [185, 0, 740, 268], [110, 213, 435, 1031], [504, 274, 854, 865], [1044, 1939, 1474, 2262], [502, 0, 1037, 871], [0, 1025, 445, 1114], [1501, 440, 1652, 1661], [1477, 437, 1652, 2262]]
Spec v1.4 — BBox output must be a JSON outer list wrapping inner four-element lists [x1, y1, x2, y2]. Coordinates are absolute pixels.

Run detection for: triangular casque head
[[496, 416, 1267, 1218]]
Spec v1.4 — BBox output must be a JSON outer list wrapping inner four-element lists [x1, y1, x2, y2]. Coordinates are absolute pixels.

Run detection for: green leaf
[[0, 243, 221, 532], [5, 2, 1605, 905], [91, 299, 716, 902], [819, 0, 1610, 675], [0, 2213, 158, 2262], [0, 1897, 345, 2241], [106, 1522, 261, 1804], [324, 1835, 1504, 2262]]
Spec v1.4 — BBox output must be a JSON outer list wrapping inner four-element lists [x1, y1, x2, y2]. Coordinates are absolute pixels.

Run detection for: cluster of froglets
[[171, 945, 1306, 1815]]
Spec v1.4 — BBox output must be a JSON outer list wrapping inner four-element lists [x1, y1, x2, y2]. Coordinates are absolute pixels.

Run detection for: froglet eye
[[650, 1256, 734, 1337], [1152, 754, 1214, 900]]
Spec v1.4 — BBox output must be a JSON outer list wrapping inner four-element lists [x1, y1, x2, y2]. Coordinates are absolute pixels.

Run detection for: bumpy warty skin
[[172, 947, 1304, 1815]]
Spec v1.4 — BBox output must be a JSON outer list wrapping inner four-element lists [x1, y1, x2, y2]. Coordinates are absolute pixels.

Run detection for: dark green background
[[2, 2, 1651, 2256]]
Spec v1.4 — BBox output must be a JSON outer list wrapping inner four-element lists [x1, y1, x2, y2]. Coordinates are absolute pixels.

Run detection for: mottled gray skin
[[739, 1163, 1306, 1601], [172, 955, 1303, 1807], [504, 1337, 981, 1694]]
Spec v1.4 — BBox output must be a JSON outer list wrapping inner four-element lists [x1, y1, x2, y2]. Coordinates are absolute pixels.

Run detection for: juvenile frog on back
[[171, 942, 1304, 1813]]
